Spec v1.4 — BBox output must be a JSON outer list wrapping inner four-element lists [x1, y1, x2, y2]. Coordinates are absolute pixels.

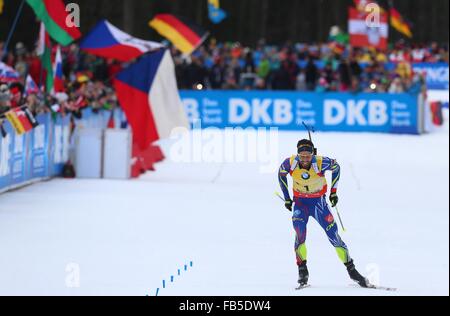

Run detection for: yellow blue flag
[[0, 0, 4, 15], [207, 0, 227, 24]]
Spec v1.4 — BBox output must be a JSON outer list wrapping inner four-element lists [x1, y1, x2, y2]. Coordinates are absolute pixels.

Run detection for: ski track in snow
[[0, 112, 448, 296]]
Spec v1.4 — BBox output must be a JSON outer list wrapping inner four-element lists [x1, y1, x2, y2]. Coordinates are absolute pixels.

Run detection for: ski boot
[[297, 261, 309, 286], [345, 259, 370, 288]]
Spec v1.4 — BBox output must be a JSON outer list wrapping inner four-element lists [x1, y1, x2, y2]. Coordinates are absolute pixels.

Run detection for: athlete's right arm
[[278, 158, 291, 201]]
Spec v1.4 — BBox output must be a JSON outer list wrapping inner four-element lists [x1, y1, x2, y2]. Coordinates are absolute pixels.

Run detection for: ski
[[366, 284, 397, 292], [349, 284, 397, 292], [295, 284, 311, 290], [294, 283, 396, 291]]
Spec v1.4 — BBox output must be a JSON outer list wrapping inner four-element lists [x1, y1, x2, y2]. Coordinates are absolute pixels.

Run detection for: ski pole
[[277, 191, 346, 232], [334, 206, 346, 232], [274, 191, 285, 202]]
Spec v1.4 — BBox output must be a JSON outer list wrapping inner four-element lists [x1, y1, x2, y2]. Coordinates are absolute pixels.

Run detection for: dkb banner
[[180, 91, 422, 134]]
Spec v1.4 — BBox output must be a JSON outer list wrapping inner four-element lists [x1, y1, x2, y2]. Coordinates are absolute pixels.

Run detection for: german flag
[[149, 14, 208, 55], [5, 108, 37, 135], [390, 7, 412, 38]]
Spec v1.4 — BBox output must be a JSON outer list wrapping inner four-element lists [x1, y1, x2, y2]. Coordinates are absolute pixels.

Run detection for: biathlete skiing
[[278, 134, 370, 289]]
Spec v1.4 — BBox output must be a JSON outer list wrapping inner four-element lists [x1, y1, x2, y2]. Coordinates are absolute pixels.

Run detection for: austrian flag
[[348, 6, 388, 50]]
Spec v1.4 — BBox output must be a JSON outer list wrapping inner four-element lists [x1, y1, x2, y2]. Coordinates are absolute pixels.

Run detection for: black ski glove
[[284, 198, 293, 212], [329, 192, 338, 207]]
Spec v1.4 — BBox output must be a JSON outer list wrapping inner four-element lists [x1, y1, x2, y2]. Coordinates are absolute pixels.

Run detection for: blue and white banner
[[180, 91, 421, 134], [0, 122, 14, 189], [294, 61, 448, 90], [0, 113, 71, 193], [411, 63, 449, 90], [73, 107, 126, 129], [378, 62, 448, 90], [29, 114, 51, 179], [10, 132, 29, 186], [49, 114, 71, 177]]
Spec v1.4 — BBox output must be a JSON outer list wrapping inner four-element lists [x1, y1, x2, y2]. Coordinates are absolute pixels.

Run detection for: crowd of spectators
[[0, 39, 448, 118], [0, 41, 121, 118], [173, 39, 448, 92]]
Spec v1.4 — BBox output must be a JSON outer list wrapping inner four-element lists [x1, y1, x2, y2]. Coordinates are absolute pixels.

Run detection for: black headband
[[297, 145, 314, 153]]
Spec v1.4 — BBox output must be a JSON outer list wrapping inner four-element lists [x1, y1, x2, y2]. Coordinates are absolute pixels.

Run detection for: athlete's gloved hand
[[329, 192, 338, 207], [284, 198, 293, 212]]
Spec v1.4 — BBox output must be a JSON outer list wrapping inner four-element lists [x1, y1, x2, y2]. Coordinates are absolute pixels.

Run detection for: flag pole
[[0, 104, 33, 119], [182, 31, 210, 59], [387, 0, 392, 48], [1, 0, 26, 61]]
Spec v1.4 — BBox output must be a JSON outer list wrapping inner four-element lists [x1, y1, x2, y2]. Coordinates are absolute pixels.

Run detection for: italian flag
[[27, 0, 81, 46], [37, 22, 54, 92]]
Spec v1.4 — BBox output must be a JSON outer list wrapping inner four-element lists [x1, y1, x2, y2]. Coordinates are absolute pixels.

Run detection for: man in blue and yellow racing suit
[[278, 139, 369, 287]]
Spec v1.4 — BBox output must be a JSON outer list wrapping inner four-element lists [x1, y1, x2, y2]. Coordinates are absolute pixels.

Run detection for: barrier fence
[[0, 113, 71, 193], [0, 90, 431, 193], [0, 107, 129, 193]]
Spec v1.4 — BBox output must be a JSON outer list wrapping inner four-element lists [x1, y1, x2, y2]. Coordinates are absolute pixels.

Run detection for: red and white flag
[[348, 6, 388, 50]]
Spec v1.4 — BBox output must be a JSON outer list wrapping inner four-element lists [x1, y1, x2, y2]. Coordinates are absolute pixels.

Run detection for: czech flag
[[113, 49, 189, 150], [149, 14, 208, 55], [52, 46, 65, 93], [80, 20, 163, 62]]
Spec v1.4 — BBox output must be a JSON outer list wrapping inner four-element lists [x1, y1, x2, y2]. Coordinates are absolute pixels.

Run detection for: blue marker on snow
[[152, 260, 194, 296]]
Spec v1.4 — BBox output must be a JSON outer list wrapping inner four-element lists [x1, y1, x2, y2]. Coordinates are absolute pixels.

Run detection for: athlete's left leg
[[313, 196, 370, 287], [312, 196, 351, 264]]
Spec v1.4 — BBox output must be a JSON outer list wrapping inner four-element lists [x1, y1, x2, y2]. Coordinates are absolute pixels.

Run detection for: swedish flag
[[207, 0, 227, 24]]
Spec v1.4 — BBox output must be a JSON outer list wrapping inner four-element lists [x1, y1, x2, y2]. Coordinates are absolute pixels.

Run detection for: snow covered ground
[[0, 112, 448, 296]]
